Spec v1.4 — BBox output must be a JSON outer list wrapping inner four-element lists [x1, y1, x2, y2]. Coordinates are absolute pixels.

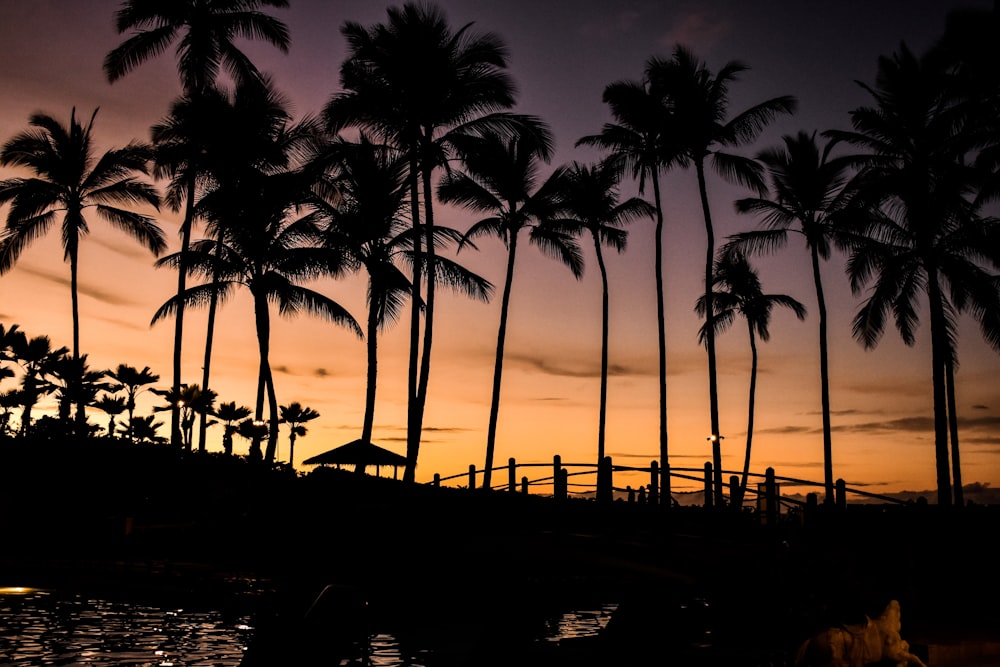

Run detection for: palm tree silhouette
[[556, 161, 654, 466], [324, 2, 529, 483], [647, 46, 796, 506], [439, 129, 582, 489], [279, 401, 319, 468], [6, 333, 67, 437], [153, 164, 362, 462], [215, 401, 251, 454], [0, 109, 164, 372], [106, 0, 291, 449], [311, 135, 489, 452], [727, 131, 857, 504], [51, 354, 111, 433], [93, 395, 127, 438], [105, 364, 160, 443], [827, 44, 1000, 507], [696, 249, 806, 505], [578, 77, 686, 504]]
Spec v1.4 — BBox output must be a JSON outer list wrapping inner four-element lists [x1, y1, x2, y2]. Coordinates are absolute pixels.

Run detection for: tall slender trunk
[[171, 177, 196, 449], [483, 232, 518, 489], [68, 237, 85, 429], [927, 269, 952, 507], [946, 357, 964, 508], [264, 369, 279, 463], [594, 233, 610, 464], [740, 322, 758, 502], [695, 159, 723, 507], [810, 242, 835, 504], [651, 172, 670, 504], [358, 282, 380, 475], [251, 289, 271, 462], [196, 238, 223, 452], [404, 157, 423, 483]]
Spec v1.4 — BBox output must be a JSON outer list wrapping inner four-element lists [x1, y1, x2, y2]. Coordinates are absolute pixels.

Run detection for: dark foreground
[[1, 438, 998, 665]]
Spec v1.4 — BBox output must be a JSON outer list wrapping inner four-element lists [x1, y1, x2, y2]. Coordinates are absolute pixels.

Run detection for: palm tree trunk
[[695, 159, 723, 507], [265, 370, 279, 463], [810, 244, 835, 504], [484, 235, 518, 489], [405, 159, 422, 483], [594, 234, 610, 464], [289, 431, 297, 468], [196, 238, 223, 452], [68, 238, 86, 429], [740, 323, 758, 504], [359, 285, 380, 475], [171, 178, 196, 449], [652, 173, 670, 505], [946, 357, 964, 508], [251, 290, 271, 462], [927, 270, 953, 507]]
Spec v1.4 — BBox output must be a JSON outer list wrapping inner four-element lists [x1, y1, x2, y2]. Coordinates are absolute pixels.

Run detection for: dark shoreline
[[2, 438, 998, 664]]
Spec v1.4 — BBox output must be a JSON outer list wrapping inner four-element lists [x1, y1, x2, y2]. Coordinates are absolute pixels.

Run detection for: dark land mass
[[1, 437, 997, 665]]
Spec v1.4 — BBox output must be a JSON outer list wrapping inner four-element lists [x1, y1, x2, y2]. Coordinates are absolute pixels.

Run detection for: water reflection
[[0, 588, 615, 666], [0, 588, 253, 666]]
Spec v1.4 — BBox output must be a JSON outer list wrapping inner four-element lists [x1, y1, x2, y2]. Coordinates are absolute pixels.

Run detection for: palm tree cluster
[[0, 1, 997, 509]]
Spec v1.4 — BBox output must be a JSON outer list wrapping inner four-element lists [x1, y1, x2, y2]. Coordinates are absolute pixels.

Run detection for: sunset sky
[[1, 0, 997, 499]]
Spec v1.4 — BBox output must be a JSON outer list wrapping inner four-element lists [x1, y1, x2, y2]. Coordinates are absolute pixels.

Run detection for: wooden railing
[[430, 455, 906, 512]]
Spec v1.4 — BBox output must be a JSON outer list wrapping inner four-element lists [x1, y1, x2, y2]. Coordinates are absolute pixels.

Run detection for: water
[[0, 587, 616, 666]]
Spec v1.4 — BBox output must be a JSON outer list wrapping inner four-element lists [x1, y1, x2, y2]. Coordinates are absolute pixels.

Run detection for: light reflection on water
[[0, 588, 616, 666]]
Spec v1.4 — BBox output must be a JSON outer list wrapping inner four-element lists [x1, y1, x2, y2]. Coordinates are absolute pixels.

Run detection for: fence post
[[433, 473, 440, 487], [730, 474, 742, 510], [764, 467, 778, 525], [650, 461, 660, 507], [468, 464, 476, 490], [521, 476, 529, 494], [703, 462, 713, 509], [508, 457, 516, 493], [836, 478, 847, 510], [597, 456, 613, 503], [553, 455, 561, 498]]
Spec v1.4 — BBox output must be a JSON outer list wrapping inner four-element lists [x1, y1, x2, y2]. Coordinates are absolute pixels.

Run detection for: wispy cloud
[[16, 265, 138, 307], [656, 9, 732, 51]]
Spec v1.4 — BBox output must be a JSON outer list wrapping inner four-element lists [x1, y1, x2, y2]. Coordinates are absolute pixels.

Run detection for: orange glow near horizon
[[1, 1, 998, 502]]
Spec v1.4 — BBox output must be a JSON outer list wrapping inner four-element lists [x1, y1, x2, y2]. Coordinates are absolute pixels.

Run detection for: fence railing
[[430, 455, 906, 512]]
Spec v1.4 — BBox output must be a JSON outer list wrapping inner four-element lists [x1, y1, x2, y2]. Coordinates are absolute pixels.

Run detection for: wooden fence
[[430, 455, 906, 512]]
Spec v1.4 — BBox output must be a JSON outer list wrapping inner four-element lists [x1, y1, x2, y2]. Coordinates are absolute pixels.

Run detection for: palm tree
[[324, 2, 529, 483], [647, 46, 797, 506], [106, 0, 291, 449], [696, 250, 806, 505], [0, 109, 164, 370], [827, 44, 1000, 507], [50, 354, 111, 433], [555, 161, 654, 466], [152, 77, 299, 452], [93, 395, 127, 437], [6, 333, 68, 437], [279, 401, 319, 468], [105, 364, 161, 443], [124, 414, 167, 445], [577, 78, 686, 501], [726, 131, 857, 504], [215, 401, 251, 454], [152, 382, 215, 450], [438, 129, 582, 489], [153, 165, 362, 463]]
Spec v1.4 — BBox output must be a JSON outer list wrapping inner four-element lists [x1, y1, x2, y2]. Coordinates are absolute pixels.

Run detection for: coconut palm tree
[[647, 46, 797, 506], [93, 395, 127, 438], [152, 382, 215, 450], [0, 109, 164, 371], [6, 333, 67, 437], [279, 401, 319, 468], [827, 45, 1000, 507], [105, 364, 161, 443], [153, 164, 362, 463], [106, 0, 291, 449], [696, 249, 806, 505], [726, 131, 857, 504], [438, 129, 582, 489], [215, 401, 251, 454], [311, 135, 490, 452], [577, 77, 686, 501], [50, 354, 111, 433], [554, 161, 654, 466], [324, 2, 534, 483]]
